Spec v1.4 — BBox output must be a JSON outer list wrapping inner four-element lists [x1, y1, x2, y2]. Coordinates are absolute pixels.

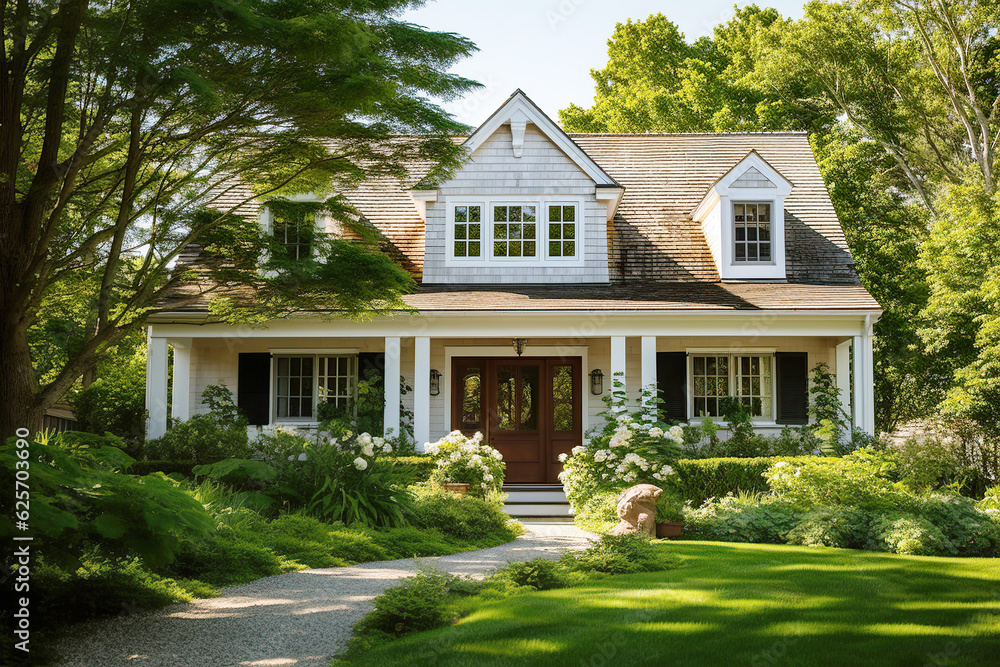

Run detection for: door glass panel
[[520, 366, 539, 430], [552, 365, 573, 431], [496, 366, 516, 431], [462, 368, 481, 428]]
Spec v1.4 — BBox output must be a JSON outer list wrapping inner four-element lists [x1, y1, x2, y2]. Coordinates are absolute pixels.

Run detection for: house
[[146, 90, 880, 486]]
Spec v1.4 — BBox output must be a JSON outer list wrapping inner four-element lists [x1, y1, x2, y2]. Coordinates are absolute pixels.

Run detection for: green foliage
[[574, 489, 623, 534], [389, 455, 435, 485], [492, 559, 570, 591], [319, 370, 415, 445], [74, 344, 148, 448], [258, 429, 413, 527], [914, 494, 1000, 556], [683, 495, 801, 544], [425, 431, 506, 500], [786, 506, 872, 549], [354, 570, 457, 638], [869, 513, 957, 557], [764, 450, 914, 510], [408, 486, 522, 545], [0, 436, 213, 570], [560, 534, 683, 575], [668, 456, 816, 506], [144, 384, 252, 464], [192, 458, 279, 489], [128, 459, 197, 477], [164, 533, 301, 586], [892, 435, 985, 495], [980, 485, 1000, 513]]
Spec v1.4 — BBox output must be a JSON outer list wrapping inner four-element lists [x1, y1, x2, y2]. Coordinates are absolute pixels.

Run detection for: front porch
[[146, 311, 877, 481]]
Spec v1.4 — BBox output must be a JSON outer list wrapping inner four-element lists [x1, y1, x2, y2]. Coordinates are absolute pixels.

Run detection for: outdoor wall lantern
[[512, 338, 528, 356], [590, 369, 604, 395], [429, 369, 441, 396]]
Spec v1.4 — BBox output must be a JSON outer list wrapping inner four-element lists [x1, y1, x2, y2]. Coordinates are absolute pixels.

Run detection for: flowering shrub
[[426, 431, 505, 501], [257, 426, 411, 527], [560, 378, 683, 518]]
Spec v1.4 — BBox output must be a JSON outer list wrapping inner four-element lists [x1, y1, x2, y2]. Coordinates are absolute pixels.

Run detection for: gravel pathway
[[51, 523, 595, 667]]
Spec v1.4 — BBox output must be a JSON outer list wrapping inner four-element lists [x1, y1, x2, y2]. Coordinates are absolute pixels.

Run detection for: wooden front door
[[452, 357, 582, 484]]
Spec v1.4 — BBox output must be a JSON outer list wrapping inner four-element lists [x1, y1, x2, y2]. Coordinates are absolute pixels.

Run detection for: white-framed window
[[446, 198, 583, 266], [690, 352, 774, 419], [733, 202, 772, 264], [452, 204, 482, 258], [492, 204, 538, 258], [547, 203, 578, 258], [274, 354, 356, 421]]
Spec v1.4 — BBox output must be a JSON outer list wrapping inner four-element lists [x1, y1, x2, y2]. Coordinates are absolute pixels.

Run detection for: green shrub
[[426, 431, 506, 500], [369, 525, 457, 560], [0, 437, 213, 570], [892, 436, 988, 496], [354, 570, 456, 637], [683, 495, 801, 544], [74, 349, 147, 449], [787, 506, 872, 549], [390, 455, 435, 485], [164, 532, 301, 586], [764, 449, 913, 511], [668, 456, 815, 505], [493, 559, 569, 590], [575, 488, 623, 534], [33, 556, 193, 628], [144, 385, 252, 464], [128, 459, 197, 477], [915, 494, 1000, 556], [869, 513, 957, 556], [980, 485, 1000, 513], [409, 486, 521, 545], [560, 534, 682, 574], [192, 458, 278, 489]]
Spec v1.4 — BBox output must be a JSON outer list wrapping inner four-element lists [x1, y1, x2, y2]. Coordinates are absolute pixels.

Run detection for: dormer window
[[274, 217, 312, 260], [446, 198, 584, 267], [733, 202, 772, 263], [692, 150, 793, 281]]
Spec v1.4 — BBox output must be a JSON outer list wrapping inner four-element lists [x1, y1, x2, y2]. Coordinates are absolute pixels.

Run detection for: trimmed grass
[[340, 541, 1000, 666]]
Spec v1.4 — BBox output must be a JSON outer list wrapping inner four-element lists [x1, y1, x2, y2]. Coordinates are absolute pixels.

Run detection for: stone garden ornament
[[610, 483, 663, 537]]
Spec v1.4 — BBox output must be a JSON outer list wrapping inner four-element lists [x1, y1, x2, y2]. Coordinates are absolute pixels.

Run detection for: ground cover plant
[[333, 541, 1000, 667]]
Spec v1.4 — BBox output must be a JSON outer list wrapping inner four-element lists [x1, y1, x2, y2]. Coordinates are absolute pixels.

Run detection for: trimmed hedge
[[668, 456, 818, 505], [391, 455, 435, 485], [128, 459, 198, 477]]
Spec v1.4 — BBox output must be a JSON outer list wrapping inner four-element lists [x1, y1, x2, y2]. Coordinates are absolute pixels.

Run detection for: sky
[[402, 0, 807, 127]]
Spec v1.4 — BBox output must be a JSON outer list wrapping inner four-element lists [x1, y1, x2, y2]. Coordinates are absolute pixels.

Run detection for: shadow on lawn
[[381, 542, 1000, 667]]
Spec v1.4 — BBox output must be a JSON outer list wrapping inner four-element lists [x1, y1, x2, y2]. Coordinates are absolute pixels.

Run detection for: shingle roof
[[163, 131, 876, 314], [569, 132, 857, 284]]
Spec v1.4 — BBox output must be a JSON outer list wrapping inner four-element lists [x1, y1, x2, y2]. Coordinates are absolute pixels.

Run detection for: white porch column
[[835, 339, 852, 416], [852, 330, 876, 436], [169, 338, 192, 422], [610, 336, 627, 393], [383, 337, 401, 438], [413, 337, 430, 449], [640, 336, 657, 391], [146, 334, 169, 439]]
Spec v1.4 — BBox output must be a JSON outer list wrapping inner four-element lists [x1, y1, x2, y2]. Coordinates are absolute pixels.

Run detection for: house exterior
[[146, 90, 880, 485]]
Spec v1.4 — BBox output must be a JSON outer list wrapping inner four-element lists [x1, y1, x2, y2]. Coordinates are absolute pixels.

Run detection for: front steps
[[502, 484, 574, 518]]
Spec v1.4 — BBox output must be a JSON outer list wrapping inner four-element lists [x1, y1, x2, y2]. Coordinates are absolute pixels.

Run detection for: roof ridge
[[568, 131, 809, 137]]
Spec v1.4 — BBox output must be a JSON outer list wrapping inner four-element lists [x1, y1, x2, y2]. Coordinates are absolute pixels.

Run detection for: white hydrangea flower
[[648, 427, 664, 438], [353, 457, 368, 471], [483, 473, 493, 482], [774, 461, 788, 468], [557, 453, 568, 462], [382, 442, 393, 453], [298, 452, 308, 461], [362, 443, 374, 457], [669, 425, 684, 440]]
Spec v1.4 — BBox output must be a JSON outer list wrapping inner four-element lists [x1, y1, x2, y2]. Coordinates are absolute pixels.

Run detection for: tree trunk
[[0, 316, 44, 436]]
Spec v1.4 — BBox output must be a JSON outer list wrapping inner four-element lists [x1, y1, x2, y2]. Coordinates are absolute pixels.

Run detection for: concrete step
[[504, 503, 574, 517], [502, 484, 573, 518]]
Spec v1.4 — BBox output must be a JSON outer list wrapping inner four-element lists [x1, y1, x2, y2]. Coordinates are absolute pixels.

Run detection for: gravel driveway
[[51, 523, 595, 667]]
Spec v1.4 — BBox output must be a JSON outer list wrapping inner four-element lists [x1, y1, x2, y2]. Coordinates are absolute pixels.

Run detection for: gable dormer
[[693, 151, 793, 281], [415, 90, 623, 285]]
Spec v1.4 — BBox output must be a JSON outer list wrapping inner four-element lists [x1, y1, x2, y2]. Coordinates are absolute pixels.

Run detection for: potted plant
[[426, 431, 506, 501], [655, 491, 686, 539]]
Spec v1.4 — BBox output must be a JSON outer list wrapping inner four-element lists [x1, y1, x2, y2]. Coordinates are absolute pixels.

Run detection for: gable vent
[[732, 166, 776, 188]]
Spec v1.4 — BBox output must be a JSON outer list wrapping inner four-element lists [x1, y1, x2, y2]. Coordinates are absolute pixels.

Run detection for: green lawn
[[343, 542, 1000, 667]]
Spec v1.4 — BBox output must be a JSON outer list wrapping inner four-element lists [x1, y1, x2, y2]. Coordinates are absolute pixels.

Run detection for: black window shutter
[[656, 352, 687, 422], [358, 352, 385, 384], [237, 353, 271, 426], [776, 352, 809, 425]]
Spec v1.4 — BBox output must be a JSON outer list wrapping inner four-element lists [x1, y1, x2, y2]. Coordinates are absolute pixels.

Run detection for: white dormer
[[693, 151, 793, 281]]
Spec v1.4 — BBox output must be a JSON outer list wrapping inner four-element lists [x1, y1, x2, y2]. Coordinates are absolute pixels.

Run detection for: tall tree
[[1, 0, 479, 434]]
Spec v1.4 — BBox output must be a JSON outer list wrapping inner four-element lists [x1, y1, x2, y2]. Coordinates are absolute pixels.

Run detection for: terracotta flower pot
[[656, 521, 684, 539], [441, 483, 472, 496]]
